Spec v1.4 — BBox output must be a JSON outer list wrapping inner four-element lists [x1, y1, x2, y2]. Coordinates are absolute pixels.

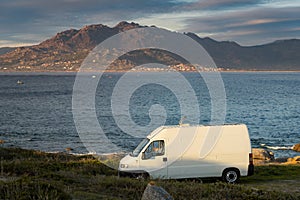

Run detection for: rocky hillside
[[187, 33, 300, 71], [0, 21, 299, 71], [0, 22, 144, 71], [0, 47, 15, 55]]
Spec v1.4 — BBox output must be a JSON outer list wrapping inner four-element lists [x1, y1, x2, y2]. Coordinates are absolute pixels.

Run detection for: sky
[[0, 0, 300, 47]]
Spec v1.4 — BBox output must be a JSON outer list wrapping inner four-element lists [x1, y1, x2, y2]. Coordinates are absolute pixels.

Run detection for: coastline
[[1, 145, 299, 166], [1, 69, 300, 74]]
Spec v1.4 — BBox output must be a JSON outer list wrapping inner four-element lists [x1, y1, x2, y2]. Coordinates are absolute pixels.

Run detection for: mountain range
[[0, 21, 299, 71]]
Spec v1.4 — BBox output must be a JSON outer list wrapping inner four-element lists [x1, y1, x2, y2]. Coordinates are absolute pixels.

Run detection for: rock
[[142, 181, 173, 200], [252, 148, 275, 160], [272, 156, 300, 164], [285, 156, 300, 164], [292, 143, 300, 152], [274, 157, 289, 163], [65, 147, 73, 152], [252, 148, 275, 164]]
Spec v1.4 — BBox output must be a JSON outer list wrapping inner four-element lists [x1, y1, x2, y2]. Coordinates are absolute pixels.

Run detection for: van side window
[[143, 140, 165, 159]]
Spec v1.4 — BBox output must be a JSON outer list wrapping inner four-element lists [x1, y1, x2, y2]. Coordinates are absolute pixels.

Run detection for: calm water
[[0, 72, 299, 158]]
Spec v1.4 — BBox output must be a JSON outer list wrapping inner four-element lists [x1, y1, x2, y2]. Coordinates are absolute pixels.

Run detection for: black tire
[[222, 168, 240, 183], [135, 173, 149, 180]]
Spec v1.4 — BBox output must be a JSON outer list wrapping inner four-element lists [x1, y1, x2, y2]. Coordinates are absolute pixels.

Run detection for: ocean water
[[0, 72, 299, 158]]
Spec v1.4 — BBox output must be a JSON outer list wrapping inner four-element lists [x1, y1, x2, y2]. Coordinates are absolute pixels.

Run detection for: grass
[[0, 147, 300, 199]]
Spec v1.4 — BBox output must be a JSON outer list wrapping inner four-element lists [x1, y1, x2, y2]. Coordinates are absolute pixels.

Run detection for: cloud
[[181, 0, 266, 10], [0, 0, 184, 46], [179, 5, 300, 45], [0, 0, 179, 27], [0, 0, 299, 47]]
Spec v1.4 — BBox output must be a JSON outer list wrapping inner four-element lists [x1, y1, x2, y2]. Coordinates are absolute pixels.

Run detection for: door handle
[[163, 157, 167, 162]]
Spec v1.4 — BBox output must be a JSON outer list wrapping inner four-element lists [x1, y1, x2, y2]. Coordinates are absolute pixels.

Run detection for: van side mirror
[[142, 152, 145, 159]]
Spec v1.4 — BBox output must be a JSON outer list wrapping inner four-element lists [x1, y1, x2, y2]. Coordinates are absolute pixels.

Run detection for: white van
[[119, 124, 254, 183]]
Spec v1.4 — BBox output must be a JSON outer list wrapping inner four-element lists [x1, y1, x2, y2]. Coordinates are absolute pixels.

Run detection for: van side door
[[139, 140, 168, 179]]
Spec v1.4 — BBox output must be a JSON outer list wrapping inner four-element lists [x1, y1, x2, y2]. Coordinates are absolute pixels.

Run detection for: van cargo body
[[119, 124, 254, 183]]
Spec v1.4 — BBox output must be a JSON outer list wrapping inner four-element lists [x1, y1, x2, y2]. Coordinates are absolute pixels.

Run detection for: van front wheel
[[135, 172, 149, 180], [222, 168, 240, 183]]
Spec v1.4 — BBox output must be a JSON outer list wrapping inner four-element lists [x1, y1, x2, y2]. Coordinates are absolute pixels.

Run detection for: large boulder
[[142, 181, 173, 200], [252, 148, 275, 164], [283, 156, 300, 164], [292, 143, 300, 152]]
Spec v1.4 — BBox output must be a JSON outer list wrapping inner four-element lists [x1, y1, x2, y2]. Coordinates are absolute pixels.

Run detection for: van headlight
[[120, 164, 128, 168]]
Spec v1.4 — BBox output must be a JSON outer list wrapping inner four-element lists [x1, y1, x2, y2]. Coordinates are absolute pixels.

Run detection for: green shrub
[[0, 179, 71, 200]]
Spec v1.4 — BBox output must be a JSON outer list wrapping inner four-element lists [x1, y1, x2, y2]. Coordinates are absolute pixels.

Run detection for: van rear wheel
[[222, 168, 240, 183]]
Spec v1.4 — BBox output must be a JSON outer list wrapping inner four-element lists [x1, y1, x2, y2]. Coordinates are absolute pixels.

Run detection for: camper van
[[119, 124, 254, 183]]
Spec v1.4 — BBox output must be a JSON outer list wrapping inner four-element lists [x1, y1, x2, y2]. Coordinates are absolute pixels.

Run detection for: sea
[[0, 72, 299, 158]]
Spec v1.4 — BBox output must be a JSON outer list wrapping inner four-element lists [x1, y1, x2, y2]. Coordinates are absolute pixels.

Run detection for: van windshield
[[131, 138, 149, 157]]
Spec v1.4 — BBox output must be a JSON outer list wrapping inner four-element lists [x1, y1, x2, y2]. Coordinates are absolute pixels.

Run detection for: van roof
[[147, 123, 245, 139]]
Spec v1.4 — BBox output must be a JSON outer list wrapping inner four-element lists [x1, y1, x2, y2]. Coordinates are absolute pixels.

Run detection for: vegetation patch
[[0, 147, 299, 199]]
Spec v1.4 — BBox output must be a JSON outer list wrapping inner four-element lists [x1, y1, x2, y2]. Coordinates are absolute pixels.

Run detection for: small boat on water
[[17, 80, 24, 85]]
